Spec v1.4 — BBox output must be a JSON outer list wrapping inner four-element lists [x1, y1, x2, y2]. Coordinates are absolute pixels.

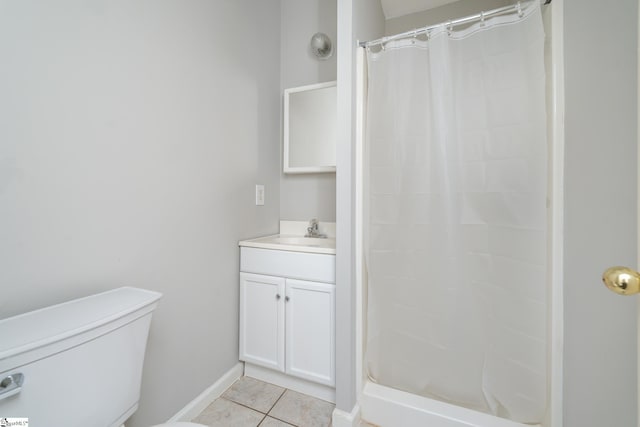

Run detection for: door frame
[[637, 0, 640, 424], [548, 1, 565, 426]]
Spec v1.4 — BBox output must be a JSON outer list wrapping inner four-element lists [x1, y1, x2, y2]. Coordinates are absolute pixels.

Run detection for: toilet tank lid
[[0, 287, 162, 361]]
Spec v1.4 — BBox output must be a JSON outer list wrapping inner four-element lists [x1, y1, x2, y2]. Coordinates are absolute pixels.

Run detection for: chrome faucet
[[305, 218, 326, 238]]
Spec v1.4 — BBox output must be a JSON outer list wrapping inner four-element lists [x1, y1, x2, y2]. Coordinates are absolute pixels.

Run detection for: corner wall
[[280, 0, 337, 222], [0, 2, 281, 426], [335, 0, 385, 412]]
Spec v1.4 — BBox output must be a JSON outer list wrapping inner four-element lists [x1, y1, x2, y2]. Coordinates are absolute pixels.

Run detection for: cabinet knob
[[285, 296, 290, 302], [276, 294, 281, 300]]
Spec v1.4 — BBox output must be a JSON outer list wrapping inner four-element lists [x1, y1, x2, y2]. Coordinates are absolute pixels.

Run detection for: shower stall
[[354, 1, 564, 426]]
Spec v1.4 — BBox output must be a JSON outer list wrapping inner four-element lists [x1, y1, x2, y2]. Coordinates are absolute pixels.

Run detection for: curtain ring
[[447, 20, 453, 36], [517, 1, 523, 18], [480, 11, 485, 27]]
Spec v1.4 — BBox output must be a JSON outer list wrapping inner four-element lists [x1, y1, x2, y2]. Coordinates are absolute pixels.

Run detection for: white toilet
[[0, 287, 204, 427]]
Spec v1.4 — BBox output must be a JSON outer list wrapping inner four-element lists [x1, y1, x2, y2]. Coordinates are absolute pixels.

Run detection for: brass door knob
[[602, 266, 640, 295]]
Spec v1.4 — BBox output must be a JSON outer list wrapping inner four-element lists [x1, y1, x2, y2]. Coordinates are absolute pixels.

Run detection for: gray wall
[[280, 0, 337, 222], [0, 2, 281, 426], [564, 0, 638, 425]]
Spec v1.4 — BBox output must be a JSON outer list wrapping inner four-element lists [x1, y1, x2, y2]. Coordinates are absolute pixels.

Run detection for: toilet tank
[[0, 287, 162, 427]]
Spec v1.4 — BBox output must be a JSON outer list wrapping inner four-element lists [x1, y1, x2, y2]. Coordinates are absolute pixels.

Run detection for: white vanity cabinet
[[239, 246, 336, 401]]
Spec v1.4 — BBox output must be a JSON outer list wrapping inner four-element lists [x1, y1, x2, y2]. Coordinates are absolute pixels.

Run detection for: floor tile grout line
[[265, 388, 331, 427], [256, 412, 267, 427], [266, 387, 288, 415], [265, 413, 299, 426], [199, 378, 331, 427], [223, 377, 287, 414], [270, 389, 335, 427], [219, 387, 289, 420], [266, 387, 289, 419], [264, 388, 303, 426], [218, 396, 272, 417], [190, 397, 266, 426]]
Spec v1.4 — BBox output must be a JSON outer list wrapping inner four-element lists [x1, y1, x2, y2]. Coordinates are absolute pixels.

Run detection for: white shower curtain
[[364, 2, 547, 423]]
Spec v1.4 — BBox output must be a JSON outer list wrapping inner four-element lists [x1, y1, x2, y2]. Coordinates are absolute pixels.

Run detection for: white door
[[285, 278, 336, 386], [239, 272, 285, 371]]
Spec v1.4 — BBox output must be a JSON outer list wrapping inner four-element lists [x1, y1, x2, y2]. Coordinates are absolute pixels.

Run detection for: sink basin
[[239, 234, 336, 254]]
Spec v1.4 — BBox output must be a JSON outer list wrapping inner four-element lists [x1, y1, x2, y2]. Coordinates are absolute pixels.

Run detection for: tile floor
[[192, 376, 335, 427]]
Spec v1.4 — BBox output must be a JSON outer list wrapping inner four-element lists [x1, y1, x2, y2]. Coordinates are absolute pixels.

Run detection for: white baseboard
[[167, 362, 244, 422], [332, 403, 361, 427]]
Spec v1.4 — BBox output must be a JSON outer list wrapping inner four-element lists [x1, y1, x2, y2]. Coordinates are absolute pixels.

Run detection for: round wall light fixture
[[310, 32, 333, 60]]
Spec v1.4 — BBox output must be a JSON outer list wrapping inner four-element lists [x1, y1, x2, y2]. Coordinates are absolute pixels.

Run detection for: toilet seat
[[151, 423, 206, 427]]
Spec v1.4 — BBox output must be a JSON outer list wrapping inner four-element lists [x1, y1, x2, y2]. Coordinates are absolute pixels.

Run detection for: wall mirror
[[284, 81, 336, 174]]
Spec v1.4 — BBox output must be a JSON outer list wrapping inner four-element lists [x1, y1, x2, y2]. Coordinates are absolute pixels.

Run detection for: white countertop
[[239, 234, 336, 255]]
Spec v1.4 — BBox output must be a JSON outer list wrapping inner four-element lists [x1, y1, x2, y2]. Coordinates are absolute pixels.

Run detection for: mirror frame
[[283, 81, 337, 174]]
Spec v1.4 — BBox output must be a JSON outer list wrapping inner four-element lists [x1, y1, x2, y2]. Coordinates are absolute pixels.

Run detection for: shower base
[[359, 381, 541, 427]]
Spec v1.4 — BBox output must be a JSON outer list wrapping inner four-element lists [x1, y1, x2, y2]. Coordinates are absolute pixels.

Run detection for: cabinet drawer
[[240, 247, 335, 284]]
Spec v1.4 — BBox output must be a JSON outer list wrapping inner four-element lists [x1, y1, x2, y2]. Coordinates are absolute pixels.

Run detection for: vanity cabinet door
[[239, 273, 285, 372], [285, 279, 335, 386]]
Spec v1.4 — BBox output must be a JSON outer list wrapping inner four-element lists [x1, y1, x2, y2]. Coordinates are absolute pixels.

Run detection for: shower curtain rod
[[359, 0, 551, 48]]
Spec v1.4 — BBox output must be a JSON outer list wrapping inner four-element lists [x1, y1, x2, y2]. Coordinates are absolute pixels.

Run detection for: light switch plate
[[255, 185, 265, 206]]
